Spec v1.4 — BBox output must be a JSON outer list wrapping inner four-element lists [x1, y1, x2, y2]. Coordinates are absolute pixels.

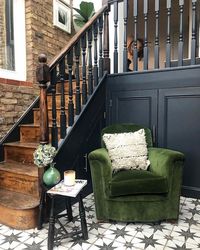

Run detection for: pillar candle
[[64, 170, 75, 186]]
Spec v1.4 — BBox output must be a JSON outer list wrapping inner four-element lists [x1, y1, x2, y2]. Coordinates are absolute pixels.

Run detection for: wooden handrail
[[49, 5, 108, 70]]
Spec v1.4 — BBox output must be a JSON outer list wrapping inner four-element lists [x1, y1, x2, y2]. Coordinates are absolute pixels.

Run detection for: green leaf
[[88, 9, 95, 20], [73, 7, 87, 21], [73, 1, 95, 28], [73, 1, 95, 21], [79, 1, 95, 21], [73, 13, 85, 21], [74, 18, 86, 28]]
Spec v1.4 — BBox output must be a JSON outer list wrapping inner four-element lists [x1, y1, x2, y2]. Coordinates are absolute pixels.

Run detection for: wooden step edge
[[0, 161, 38, 177], [0, 189, 39, 210], [3, 141, 38, 148], [33, 107, 68, 111], [47, 91, 83, 95], [19, 123, 61, 128], [0, 189, 39, 230]]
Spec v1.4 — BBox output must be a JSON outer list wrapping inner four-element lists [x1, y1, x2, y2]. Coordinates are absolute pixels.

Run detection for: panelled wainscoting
[[106, 66, 200, 198]]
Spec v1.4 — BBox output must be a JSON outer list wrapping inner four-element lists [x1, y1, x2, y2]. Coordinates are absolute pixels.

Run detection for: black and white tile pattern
[[0, 195, 200, 249]]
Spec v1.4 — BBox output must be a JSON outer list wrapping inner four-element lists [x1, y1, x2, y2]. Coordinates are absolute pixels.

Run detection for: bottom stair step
[[0, 189, 39, 230]]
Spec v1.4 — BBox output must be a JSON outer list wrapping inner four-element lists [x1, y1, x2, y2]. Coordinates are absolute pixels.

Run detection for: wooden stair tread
[[0, 161, 38, 177], [20, 123, 61, 128], [4, 141, 38, 148], [33, 107, 68, 111], [20, 123, 39, 127], [0, 189, 39, 209]]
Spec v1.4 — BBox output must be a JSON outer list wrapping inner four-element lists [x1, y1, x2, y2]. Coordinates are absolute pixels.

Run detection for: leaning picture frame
[[53, 0, 71, 34]]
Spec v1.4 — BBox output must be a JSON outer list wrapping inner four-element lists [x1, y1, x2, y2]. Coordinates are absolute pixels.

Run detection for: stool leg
[[48, 196, 55, 250], [65, 197, 73, 222], [37, 188, 45, 230], [78, 193, 88, 240]]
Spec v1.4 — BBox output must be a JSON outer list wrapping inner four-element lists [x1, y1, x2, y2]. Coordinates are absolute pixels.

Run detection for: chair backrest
[[101, 123, 153, 148]]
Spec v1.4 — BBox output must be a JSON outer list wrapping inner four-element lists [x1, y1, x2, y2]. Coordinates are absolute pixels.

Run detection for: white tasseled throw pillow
[[103, 129, 150, 172]]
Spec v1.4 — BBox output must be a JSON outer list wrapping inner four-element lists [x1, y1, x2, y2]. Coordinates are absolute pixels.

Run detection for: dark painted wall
[[55, 78, 106, 196], [106, 65, 200, 198]]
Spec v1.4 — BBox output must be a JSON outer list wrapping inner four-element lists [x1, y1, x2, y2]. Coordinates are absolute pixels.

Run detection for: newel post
[[36, 54, 50, 197], [103, 7, 110, 73], [36, 54, 50, 145]]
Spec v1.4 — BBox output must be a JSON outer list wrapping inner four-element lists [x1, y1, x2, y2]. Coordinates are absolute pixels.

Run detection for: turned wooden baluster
[[75, 41, 81, 115], [178, 0, 184, 66], [143, 0, 149, 70], [154, 0, 160, 69], [36, 54, 49, 145], [103, 9, 110, 73], [93, 21, 99, 86], [87, 28, 93, 95], [59, 58, 67, 138], [81, 34, 87, 105], [191, 0, 197, 65], [133, 0, 138, 71], [99, 15, 104, 78], [123, 0, 128, 72], [50, 68, 58, 148], [113, 0, 118, 73], [166, 0, 171, 68], [67, 49, 74, 126]]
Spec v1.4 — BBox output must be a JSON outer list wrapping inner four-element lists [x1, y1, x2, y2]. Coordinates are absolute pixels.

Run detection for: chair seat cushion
[[109, 170, 168, 197]]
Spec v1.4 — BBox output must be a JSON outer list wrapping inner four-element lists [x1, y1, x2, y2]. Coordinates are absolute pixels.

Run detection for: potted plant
[[73, 1, 95, 32], [33, 144, 61, 186]]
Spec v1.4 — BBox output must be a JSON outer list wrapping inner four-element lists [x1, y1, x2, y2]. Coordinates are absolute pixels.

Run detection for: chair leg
[[166, 219, 178, 224], [96, 219, 109, 223]]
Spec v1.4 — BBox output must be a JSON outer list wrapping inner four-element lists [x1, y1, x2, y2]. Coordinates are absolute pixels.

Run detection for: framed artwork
[[53, 0, 71, 34]]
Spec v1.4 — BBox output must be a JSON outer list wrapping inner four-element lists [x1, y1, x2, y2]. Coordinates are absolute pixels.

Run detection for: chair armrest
[[88, 148, 112, 185], [89, 148, 112, 166], [88, 148, 112, 217], [148, 147, 185, 178], [89, 148, 112, 195]]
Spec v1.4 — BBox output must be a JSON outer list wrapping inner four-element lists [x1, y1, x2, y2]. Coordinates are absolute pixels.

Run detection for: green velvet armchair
[[88, 124, 185, 223]]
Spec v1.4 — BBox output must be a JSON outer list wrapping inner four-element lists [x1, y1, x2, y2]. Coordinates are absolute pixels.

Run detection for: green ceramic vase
[[43, 163, 61, 186]]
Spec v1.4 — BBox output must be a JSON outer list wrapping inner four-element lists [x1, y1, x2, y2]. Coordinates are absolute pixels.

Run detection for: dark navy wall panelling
[[106, 66, 200, 198]]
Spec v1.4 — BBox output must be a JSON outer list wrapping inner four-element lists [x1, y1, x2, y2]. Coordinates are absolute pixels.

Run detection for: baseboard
[[181, 185, 200, 199]]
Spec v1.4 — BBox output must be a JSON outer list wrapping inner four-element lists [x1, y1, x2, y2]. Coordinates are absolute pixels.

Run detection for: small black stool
[[37, 183, 73, 230], [47, 182, 88, 250]]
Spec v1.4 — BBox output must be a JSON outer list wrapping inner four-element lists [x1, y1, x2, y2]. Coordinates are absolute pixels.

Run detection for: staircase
[[0, 135, 39, 229], [0, 5, 109, 229], [0, 81, 79, 229]]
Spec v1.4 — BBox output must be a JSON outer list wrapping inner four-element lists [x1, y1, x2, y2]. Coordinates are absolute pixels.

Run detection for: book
[[47, 179, 87, 198]]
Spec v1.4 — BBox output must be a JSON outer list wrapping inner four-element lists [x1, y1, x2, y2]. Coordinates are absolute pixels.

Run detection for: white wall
[[0, 0, 26, 81]]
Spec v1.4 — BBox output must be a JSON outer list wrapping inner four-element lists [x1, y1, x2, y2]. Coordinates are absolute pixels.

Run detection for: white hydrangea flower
[[33, 144, 57, 167]]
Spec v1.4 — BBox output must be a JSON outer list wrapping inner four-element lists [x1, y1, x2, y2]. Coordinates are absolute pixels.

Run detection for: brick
[[5, 105, 15, 112], [5, 92, 13, 98], [1, 98, 18, 105], [0, 117, 5, 125], [0, 0, 74, 140], [24, 0, 74, 82]]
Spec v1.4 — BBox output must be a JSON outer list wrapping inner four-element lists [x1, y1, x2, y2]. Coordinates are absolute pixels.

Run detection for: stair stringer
[[54, 74, 107, 196]]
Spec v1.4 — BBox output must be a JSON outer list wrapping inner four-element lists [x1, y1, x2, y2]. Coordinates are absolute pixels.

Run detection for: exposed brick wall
[[0, 82, 37, 140], [0, 0, 74, 140], [25, 0, 74, 83]]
